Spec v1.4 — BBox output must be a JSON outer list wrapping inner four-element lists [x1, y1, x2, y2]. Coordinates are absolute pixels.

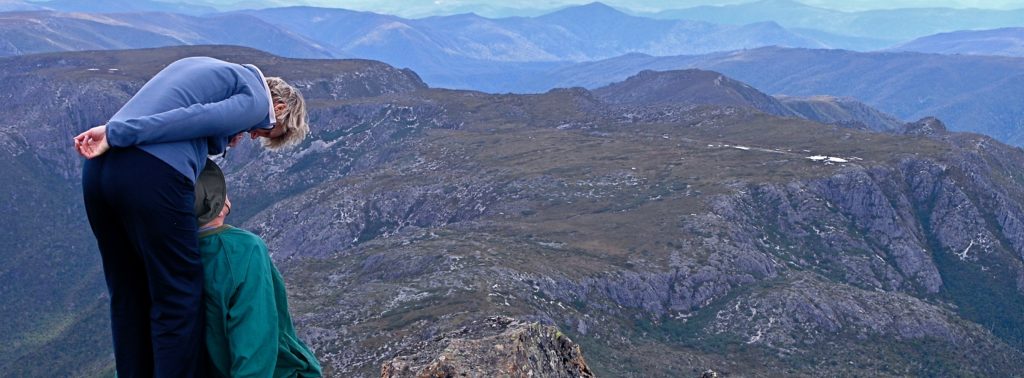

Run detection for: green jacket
[[198, 225, 322, 378]]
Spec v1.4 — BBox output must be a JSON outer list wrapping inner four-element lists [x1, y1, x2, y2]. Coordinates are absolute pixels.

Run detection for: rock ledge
[[381, 316, 594, 378]]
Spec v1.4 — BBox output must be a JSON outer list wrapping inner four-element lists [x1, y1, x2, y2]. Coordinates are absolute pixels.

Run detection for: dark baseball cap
[[194, 158, 227, 225]]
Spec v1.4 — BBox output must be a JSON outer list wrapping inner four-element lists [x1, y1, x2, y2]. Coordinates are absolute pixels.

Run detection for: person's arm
[[106, 90, 267, 148], [226, 242, 279, 377]]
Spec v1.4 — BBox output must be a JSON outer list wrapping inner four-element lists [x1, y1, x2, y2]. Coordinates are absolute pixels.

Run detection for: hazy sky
[[198, 0, 1024, 16]]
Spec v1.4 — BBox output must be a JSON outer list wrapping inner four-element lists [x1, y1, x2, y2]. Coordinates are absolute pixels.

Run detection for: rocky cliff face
[[6, 47, 1024, 377], [380, 316, 593, 378]]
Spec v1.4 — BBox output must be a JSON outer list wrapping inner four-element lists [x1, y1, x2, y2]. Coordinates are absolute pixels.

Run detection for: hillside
[[6, 46, 1024, 377], [776, 95, 904, 132]]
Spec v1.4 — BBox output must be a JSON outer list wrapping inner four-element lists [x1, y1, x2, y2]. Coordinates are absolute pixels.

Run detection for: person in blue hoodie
[[74, 56, 308, 377]]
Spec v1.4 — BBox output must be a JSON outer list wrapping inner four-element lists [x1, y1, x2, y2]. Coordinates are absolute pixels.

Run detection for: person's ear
[[214, 200, 228, 218], [274, 103, 287, 114]]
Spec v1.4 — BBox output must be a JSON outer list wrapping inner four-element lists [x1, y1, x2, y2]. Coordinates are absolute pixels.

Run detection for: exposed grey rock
[[380, 317, 594, 378], [708, 272, 965, 347], [900, 116, 949, 136]]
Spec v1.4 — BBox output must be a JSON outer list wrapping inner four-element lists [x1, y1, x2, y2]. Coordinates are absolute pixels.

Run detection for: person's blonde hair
[[264, 77, 308, 150]]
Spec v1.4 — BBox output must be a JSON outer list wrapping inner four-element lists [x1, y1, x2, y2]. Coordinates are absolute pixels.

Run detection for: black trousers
[[83, 147, 206, 377]]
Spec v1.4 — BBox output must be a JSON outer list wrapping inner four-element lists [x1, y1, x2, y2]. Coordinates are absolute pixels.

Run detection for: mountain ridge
[[892, 27, 1024, 57], [593, 69, 800, 118], [28, 0, 218, 14], [0, 10, 334, 58], [652, 0, 1024, 42]]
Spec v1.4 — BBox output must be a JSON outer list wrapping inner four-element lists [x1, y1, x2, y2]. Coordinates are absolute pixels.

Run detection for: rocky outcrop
[[381, 317, 594, 378], [899, 116, 949, 137]]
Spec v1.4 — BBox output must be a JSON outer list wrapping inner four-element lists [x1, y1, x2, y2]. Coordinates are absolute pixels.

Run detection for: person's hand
[[74, 125, 110, 159]]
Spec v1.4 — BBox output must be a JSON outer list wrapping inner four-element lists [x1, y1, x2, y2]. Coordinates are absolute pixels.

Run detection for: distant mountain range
[[234, 3, 827, 84], [0, 3, 859, 90], [652, 0, 1024, 44], [10, 0, 1024, 54], [0, 0, 45, 11], [0, 10, 332, 58], [527, 47, 1024, 146], [21, 0, 218, 14], [892, 27, 1024, 57], [2, 4, 1022, 146], [3, 2, 1023, 92]]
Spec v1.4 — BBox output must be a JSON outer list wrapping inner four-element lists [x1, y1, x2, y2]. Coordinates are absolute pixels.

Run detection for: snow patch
[[807, 155, 849, 163]]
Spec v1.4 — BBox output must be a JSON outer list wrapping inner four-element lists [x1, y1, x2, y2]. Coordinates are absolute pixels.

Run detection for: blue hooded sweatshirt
[[105, 56, 274, 182]]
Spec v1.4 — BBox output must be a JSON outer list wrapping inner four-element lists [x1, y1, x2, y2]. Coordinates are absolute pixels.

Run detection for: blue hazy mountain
[[891, 28, 1024, 57], [0, 10, 333, 58], [653, 0, 1024, 44], [0, 2, 845, 90], [237, 2, 828, 89], [0, 0, 46, 11], [530, 47, 1024, 146], [242, 2, 826, 62], [29, 0, 218, 15], [787, 27, 898, 51]]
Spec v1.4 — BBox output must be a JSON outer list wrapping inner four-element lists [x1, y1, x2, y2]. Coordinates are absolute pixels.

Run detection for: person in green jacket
[[195, 160, 322, 377]]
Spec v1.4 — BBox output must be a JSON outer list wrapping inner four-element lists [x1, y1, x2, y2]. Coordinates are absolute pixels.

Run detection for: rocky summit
[[4, 46, 1024, 377], [380, 316, 594, 378]]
